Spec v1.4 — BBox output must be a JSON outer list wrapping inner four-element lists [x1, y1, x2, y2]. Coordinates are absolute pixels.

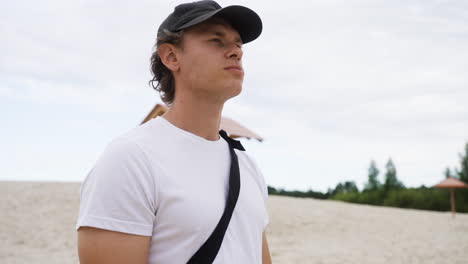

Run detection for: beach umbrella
[[140, 103, 263, 141], [433, 177, 468, 218]]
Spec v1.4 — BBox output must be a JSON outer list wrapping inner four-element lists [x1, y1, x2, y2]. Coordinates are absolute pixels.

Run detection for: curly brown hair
[[149, 30, 184, 106]]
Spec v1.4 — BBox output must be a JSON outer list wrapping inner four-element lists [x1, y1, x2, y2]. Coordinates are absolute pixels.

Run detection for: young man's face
[[176, 18, 244, 102]]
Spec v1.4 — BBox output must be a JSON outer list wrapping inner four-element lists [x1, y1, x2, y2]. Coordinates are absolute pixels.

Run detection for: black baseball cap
[[157, 0, 262, 44]]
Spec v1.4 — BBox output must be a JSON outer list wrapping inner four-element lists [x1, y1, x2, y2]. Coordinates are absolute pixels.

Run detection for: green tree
[[364, 160, 381, 191], [444, 167, 453, 179], [332, 181, 359, 195], [383, 158, 404, 190], [457, 143, 468, 184]]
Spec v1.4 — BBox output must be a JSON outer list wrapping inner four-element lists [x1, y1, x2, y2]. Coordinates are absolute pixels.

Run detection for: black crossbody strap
[[187, 129, 245, 264]]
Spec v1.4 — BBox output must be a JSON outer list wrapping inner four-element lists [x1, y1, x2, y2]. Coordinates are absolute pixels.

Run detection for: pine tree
[[331, 181, 359, 195], [383, 158, 404, 190], [457, 142, 468, 184], [343, 181, 359, 193], [364, 160, 380, 191], [444, 167, 452, 179]]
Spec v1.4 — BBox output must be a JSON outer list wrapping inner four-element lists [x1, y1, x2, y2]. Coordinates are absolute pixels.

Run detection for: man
[[76, 1, 271, 263]]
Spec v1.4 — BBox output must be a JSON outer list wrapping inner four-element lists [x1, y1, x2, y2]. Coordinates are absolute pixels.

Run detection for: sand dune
[[1, 181, 467, 264]]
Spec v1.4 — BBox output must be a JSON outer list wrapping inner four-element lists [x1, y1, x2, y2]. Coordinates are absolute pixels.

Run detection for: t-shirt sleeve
[[76, 138, 157, 236]]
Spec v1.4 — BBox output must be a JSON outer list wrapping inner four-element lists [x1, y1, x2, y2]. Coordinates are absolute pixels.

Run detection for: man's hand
[[77, 227, 151, 264]]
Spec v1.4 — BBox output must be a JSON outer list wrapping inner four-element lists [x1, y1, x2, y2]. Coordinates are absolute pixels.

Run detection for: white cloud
[[1, 0, 468, 191]]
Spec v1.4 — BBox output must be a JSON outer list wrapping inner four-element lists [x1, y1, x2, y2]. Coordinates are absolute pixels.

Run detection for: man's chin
[[221, 85, 242, 102], [230, 84, 242, 96]]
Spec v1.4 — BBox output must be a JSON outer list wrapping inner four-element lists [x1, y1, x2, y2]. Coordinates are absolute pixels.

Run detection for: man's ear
[[158, 43, 180, 72]]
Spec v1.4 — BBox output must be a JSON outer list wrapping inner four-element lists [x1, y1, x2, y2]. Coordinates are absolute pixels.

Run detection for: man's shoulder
[[236, 150, 259, 172], [119, 118, 159, 141], [101, 118, 167, 161], [115, 118, 166, 147], [88, 119, 168, 183], [236, 150, 268, 200]]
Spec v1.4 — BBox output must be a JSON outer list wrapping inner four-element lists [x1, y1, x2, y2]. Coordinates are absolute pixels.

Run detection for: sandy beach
[[1, 181, 467, 264]]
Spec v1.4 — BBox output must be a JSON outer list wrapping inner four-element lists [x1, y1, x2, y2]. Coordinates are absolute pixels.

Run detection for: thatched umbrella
[[140, 103, 263, 141], [433, 177, 468, 218]]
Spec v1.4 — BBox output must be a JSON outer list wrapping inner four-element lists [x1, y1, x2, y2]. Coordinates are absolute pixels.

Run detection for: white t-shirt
[[76, 116, 269, 263]]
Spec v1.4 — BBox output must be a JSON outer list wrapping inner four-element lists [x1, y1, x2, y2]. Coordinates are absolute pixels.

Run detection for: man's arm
[[262, 231, 272, 264], [77, 227, 151, 264]]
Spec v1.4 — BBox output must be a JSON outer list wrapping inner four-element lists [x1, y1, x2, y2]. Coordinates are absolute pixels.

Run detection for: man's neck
[[161, 92, 224, 141]]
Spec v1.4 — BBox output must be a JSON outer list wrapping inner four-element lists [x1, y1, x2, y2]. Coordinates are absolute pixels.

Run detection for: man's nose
[[226, 43, 243, 60]]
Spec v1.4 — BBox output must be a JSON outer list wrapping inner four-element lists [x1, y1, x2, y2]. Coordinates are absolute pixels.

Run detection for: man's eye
[[211, 39, 224, 45]]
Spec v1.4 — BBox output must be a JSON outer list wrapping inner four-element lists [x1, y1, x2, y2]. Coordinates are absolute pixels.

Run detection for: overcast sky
[[2, 0, 468, 192]]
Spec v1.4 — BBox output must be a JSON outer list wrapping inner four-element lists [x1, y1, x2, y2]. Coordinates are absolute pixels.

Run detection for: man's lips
[[224, 65, 243, 73]]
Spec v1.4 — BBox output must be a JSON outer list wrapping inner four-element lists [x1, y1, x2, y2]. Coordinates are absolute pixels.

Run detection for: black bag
[[187, 129, 245, 264]]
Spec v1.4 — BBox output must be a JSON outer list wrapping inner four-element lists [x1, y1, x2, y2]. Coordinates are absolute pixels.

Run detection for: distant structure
[[434, 177, 468, 218], [141, 103, 264, 141]]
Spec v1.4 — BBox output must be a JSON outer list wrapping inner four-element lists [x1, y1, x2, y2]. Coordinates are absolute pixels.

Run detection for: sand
[[1, 181, 467, 264]]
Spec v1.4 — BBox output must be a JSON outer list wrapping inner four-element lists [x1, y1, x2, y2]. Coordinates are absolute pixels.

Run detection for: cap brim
[[176, 5, 262, 44]]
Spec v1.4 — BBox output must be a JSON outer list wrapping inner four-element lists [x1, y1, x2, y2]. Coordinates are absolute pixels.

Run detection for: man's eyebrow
[[209, 31, 242, 44]]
